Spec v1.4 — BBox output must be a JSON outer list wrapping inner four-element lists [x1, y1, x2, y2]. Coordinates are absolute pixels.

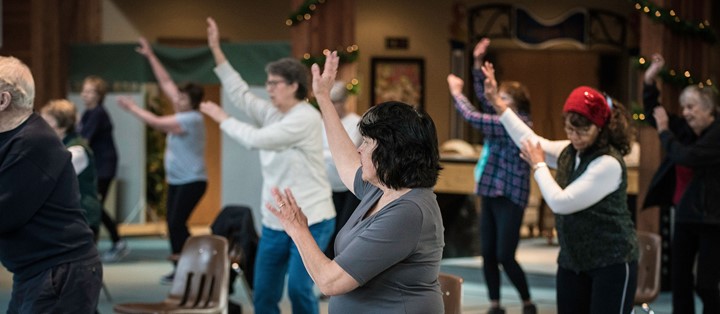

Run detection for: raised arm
[[116, 96, 183, 134], [447, 74, 508, 137], [206, 17, 227, 66], [136, 37, 182, 113], [481, 61, 505, 114], [312, 51, 361, 192], [473, 38, 490, 70]]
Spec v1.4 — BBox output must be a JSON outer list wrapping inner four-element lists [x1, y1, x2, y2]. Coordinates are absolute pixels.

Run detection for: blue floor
[[0, 236, 701, 313]]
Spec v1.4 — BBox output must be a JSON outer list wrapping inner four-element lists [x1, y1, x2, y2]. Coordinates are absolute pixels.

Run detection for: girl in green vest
[[482, 62, 639, 314]]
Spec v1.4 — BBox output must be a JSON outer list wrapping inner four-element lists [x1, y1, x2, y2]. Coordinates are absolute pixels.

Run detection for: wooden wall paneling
[[495, 50, 599, 140]]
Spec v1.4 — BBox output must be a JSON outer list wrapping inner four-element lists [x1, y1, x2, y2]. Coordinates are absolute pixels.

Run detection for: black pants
[[324, 190, 360, 258], [556, 261, 637, 314], [167, 181, 207, 254], [8, 256, 102, 314], [480, 196, 531, 301], [672, 222, 720, 314], [97, 177, 121, 243]]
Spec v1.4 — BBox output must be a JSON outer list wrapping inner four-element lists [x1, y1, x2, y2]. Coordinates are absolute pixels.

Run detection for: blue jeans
[[253, 219, 335, 314]]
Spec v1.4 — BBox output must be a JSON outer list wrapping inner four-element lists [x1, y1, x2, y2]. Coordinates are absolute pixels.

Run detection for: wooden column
[[1, 0, 101, 108], [289, 0, 357, 110]]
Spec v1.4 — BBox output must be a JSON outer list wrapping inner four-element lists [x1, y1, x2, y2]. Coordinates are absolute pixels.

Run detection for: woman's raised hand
[[136, 37, 153, 58], [311, 50, 339, 101], [481, 61, 507, 113], [446, 74, 464, 97], [206, 17, 220, 50], [644, 53, 665, 85]]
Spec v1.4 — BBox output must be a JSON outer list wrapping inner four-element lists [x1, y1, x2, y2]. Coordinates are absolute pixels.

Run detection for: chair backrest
[[635, 231, 661, 304], [438, 272, 463, 314], [167, 235, 229, 310]]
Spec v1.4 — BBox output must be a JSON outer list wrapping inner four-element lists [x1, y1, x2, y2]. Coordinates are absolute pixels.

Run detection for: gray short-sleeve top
[[329, 168, 445, 313]]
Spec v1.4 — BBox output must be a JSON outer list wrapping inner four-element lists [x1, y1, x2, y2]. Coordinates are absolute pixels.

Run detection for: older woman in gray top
[[267, 52, 445, 313]]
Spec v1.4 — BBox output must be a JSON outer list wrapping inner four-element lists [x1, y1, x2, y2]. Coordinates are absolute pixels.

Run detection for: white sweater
[[498, 109, 622, 215], [215, 62, 335, 230]]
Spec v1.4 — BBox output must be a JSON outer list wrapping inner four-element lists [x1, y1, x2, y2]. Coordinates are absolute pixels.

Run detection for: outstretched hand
[[653, 106, 669, 133], [135, 37, 153, 58], [520, 139, 545, 166], [199, 101, 229, 123], [311, 50, 339, 101], [206, 17, 220, 50], [481, 61, 506, 113], [644, 53, 665, 85], [446, 74, 464, 97], [116, 96, 137, 111], [266, 187, 309, 236]]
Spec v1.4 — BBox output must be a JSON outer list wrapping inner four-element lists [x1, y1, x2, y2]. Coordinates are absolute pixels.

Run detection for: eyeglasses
[[265, 80, 287, 88], [564, 125, 593, 137]]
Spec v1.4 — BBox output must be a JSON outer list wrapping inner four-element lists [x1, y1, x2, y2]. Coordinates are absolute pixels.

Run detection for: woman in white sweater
[[199, 17, 335, 314]]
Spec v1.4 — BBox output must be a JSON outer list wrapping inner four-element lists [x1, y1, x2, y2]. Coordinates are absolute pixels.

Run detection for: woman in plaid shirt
[[447, 38, 536, 314]]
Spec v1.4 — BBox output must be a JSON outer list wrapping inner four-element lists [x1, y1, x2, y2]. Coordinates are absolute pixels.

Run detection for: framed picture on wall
[[371, 57, 424, 110]]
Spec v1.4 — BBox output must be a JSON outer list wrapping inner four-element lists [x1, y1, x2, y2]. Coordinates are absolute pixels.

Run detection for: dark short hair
[[265, 58, 309, 100], [358, 101, 441, 189], [179, 82, 204, 110]]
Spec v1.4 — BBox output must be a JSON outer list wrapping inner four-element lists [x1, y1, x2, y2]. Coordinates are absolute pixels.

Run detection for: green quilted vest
[[64, 133, 102, 228], [554, 144, 638, 272]]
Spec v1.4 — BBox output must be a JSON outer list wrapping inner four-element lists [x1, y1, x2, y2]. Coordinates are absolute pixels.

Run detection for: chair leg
[[101, 281, 113, 303], [232, 267, 253, 302]]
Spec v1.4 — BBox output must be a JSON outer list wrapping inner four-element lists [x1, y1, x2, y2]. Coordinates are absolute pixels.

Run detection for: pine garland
[[631, 0, 717, 44], [633, 56, 714, 89], [286, 0, 326, 26], [300, 46, 359, 67]]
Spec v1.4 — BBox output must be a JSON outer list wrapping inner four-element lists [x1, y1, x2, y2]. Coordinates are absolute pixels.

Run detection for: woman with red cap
[[482, 62, 638, 314]]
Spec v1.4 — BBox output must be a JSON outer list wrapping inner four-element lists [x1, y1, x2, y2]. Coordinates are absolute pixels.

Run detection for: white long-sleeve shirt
[[498, 109, 622, 215], [215, 62, 335, 230]]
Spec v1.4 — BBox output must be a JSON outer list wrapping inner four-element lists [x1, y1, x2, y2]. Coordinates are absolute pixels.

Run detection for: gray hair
[[330, 81, 349, 103], [680, 85, 720, 117], [0, 56, 35, 110]]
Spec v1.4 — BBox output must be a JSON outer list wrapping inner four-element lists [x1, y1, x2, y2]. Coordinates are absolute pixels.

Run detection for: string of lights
[[286, 0, 326, 26], [631, 0, 717, 44]]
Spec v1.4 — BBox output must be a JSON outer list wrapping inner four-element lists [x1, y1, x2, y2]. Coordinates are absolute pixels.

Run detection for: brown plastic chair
[[438, 272, 463, 314], [114, 235, 229, 314], [634, 231, 661, 312]]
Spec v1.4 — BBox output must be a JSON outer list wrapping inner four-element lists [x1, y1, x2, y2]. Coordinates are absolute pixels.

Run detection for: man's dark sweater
[[0, 113, 97, 280]]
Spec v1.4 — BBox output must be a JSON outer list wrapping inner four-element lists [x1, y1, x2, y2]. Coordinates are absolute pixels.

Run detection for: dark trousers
[[672, 223, 720, 314], [8, 256, 102, 314], [324, 190, 360, 258], [480, 196, 531, 301], [167, 181, 207, 254], [556, 261, 637, 314], [97, 177, 121, 243]]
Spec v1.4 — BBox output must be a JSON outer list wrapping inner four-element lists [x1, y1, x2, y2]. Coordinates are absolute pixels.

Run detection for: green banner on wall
[[70, 42, 291, 88]]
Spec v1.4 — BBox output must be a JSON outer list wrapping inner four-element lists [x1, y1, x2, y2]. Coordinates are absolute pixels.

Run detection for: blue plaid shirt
[[451, 69, 532, 208]]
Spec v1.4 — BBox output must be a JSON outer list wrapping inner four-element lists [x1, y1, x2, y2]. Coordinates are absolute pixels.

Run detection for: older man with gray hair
[[0, 56, 102, 313]]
